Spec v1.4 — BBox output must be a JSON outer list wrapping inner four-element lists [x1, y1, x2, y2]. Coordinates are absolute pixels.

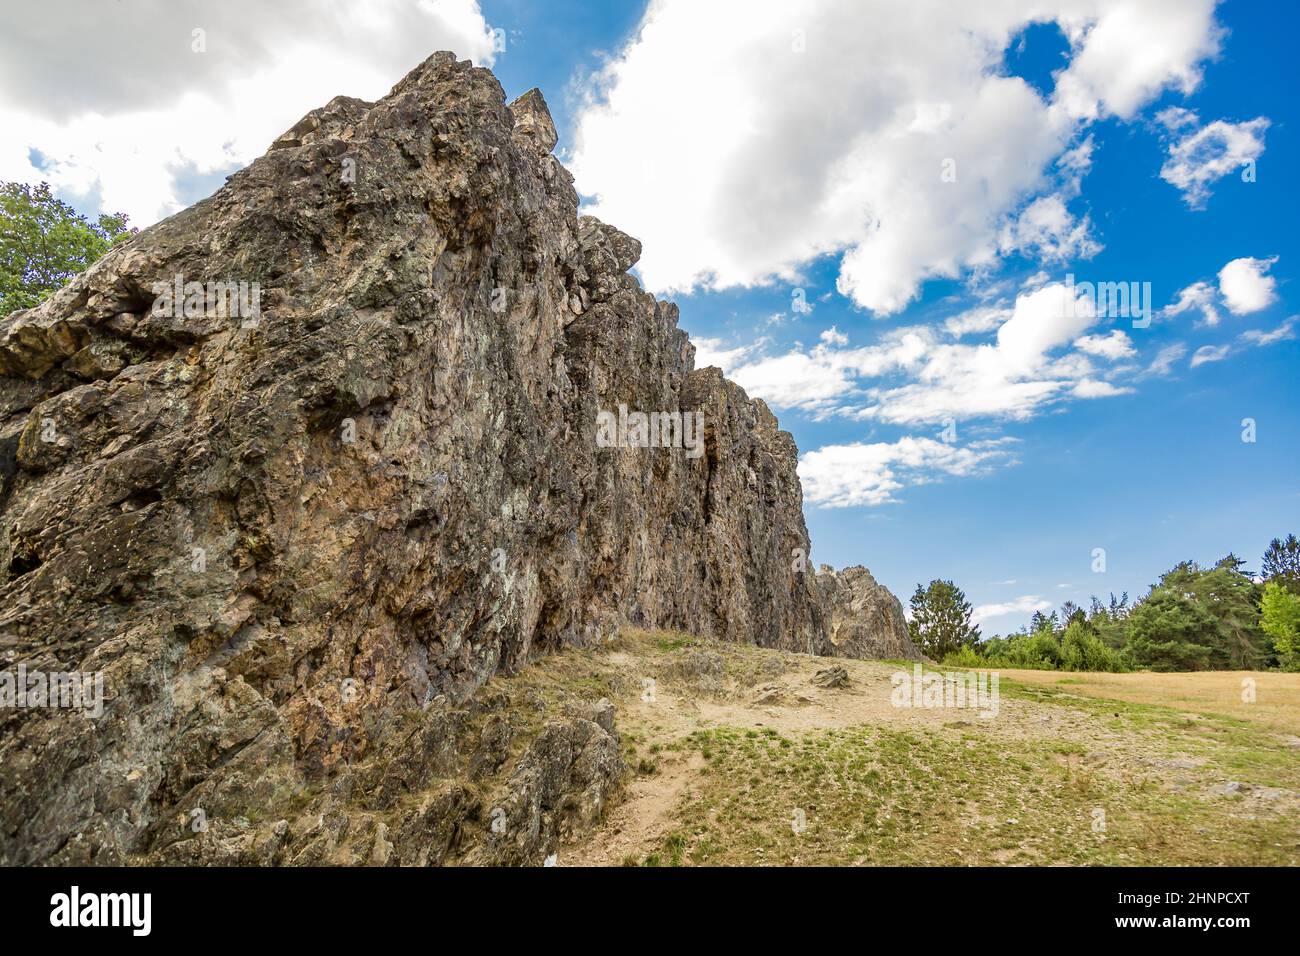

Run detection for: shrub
[[940, 645, 986, 669], [1060, 622, 1127, 672]]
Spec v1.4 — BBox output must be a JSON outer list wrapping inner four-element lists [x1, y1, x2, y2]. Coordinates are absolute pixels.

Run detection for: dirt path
[[564, 732, 705, 865]]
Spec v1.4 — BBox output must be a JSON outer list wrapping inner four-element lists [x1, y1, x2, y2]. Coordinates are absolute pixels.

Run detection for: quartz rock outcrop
[[817, 565, 923, 661], [0, 53, 831, 864]]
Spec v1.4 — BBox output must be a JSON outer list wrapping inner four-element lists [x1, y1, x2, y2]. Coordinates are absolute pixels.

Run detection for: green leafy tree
[[1262, 534, 1300, 595], [1261, 581, 1300, 671], [0, 181, 134, 317], [908, 579, 981, 659]]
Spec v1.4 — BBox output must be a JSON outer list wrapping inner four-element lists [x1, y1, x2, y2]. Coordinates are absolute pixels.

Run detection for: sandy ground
[[557, 639, 1300, 866]]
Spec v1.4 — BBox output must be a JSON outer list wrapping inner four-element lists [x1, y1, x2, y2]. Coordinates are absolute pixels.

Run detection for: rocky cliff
[[817, 565, 923, 661], [0, 53, 842, 865]]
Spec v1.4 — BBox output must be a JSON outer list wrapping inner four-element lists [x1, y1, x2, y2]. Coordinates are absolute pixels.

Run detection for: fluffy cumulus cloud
[[998, 193, 1102, 264], [723, 329, 931, 414], [1163, 255, 1281, 328], [1218, 256, 1279, 315], [798, 436, 1018, 508], [944, 306, 1011, 338], [1074, 329, 1134, 360], [862, 282, 1108, 425], [0, 0, 499, 225], [570, 0, 1222, 314], [1157, 108, 1269, 208], [709, 280, 1135, 426]]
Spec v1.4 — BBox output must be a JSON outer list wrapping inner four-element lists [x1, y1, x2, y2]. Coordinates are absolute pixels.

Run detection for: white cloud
[[1240, 316, 1297, 347], [725, 330, 931, 414], [971, 595, 1052, 626], [1073, 329, 1134, 360], [716, 281, 1132, 425], [798, 436, 1017, 508], [1190, 344, 1232, 368], [691, 336, 761, 372], [1163, 255, 1282, 329], [820, 326, 849, 347], [1159, 112, 1269, 208], [1141, 312, 1293, 376], [996, 282, 1098, 366], [998, 193, 1102, 263], [1145, 309, 1293, 374], [1051, 2, 1222, 121], [944, 306, 1011, 338], [1146, 342, 1188, 376], [1072, 379, 1132, 398], [729, 351, 864, 410], [861, 281, 1106, 424], [1163, 279, 1220, 326], [1218, 256, 1279, 315], [570, 0, 1223, 314], [0, 0, 499, 225], [1155, 106, 1199, 132]]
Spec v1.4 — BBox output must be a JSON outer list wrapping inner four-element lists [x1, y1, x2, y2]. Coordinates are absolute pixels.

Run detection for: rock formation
[[0, 52, 839, 865], [817, 565, 923, 661]]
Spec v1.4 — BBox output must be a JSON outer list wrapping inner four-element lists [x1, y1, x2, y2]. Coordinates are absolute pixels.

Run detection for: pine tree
[[1262, 534, 1300, 594], [1127, 557, 1268, 670], [908, 580, 981, 660]]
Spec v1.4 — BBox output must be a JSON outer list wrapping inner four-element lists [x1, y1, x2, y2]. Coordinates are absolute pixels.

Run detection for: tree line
[[907, 534, 1300, 672]]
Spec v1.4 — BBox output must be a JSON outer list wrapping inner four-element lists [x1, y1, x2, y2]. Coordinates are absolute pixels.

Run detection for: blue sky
[[5, 0, 1296, 635], [485, 0, 1300, 633]]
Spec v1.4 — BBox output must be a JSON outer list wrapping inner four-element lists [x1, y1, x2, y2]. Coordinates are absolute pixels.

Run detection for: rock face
[[817, 565, 923, 661], [0, 53, 832, 865]]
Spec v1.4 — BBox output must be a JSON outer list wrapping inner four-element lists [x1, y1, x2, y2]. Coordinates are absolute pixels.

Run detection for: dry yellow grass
[[546, 633, 1300, 866], [991, 669, 1300, 737]]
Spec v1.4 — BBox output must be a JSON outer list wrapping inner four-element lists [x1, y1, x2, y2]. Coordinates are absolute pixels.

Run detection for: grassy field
[[516, 630, 1300, 866], [992, 668, 1300, 735]]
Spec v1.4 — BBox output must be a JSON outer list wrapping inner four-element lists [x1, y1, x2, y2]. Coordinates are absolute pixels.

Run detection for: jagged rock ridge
[[817, 565, 923, 661], [0, 53, 843, 864]]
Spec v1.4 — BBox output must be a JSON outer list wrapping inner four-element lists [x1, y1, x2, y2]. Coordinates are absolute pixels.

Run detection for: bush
[[974, 624, 1128, 673], [940, 645, 986, 669], [1060, 622, 1126, 672], [1025, 631, 1063, 668], [1261, 581, 1300, 668]]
